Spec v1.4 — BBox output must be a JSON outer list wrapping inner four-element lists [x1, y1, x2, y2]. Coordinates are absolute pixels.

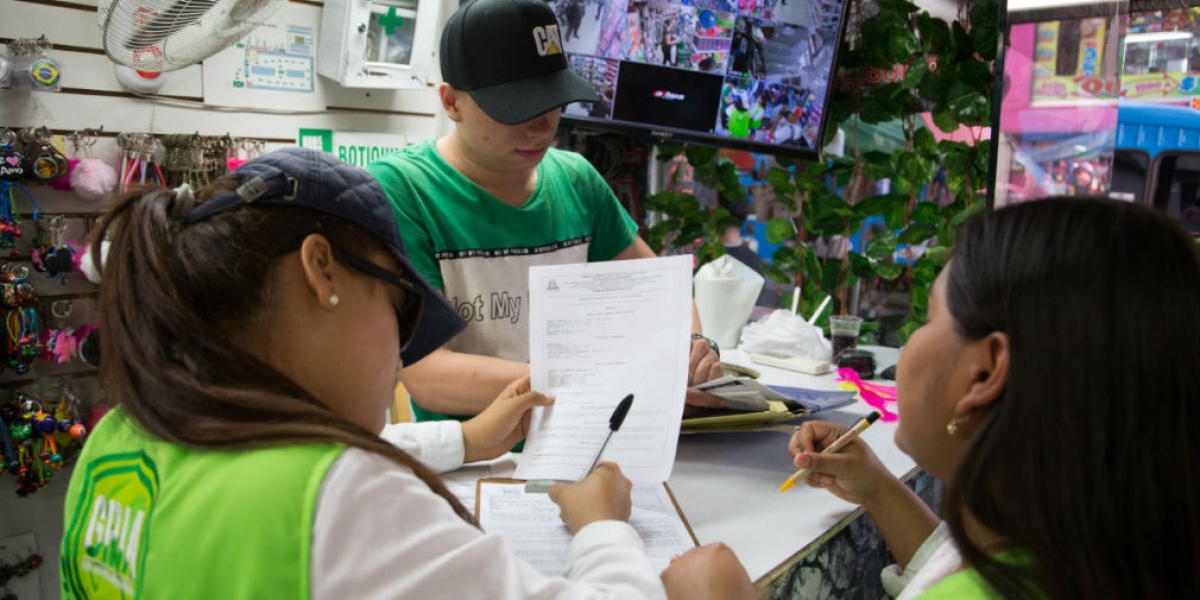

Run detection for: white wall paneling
[[1, 0, 444, 128], [1, 0, 448, 596]]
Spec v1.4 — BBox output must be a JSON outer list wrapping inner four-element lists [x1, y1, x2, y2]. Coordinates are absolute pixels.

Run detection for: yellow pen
[[779, 411, 882, 492]]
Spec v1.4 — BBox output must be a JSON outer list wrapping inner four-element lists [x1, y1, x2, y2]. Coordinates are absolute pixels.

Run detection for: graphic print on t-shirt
[[438, 238, 589, 361]]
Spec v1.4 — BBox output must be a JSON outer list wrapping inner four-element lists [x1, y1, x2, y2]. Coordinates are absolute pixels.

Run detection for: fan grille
[[103, 0, 285, 72]]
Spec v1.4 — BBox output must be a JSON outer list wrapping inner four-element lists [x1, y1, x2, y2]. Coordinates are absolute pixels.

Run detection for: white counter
[[667, 346, 914, 584]]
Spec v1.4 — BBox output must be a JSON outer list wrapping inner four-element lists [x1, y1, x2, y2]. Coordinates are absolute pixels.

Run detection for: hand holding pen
[[584, 393, 634, 478], [525, 393, 634, 494], [549, 393, 636, 533], [781, 412, 883, 494]]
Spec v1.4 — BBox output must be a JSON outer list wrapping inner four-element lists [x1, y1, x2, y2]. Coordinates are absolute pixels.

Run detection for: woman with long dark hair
[[59, 148, 753, 599], [789, 197, 1200, 599]]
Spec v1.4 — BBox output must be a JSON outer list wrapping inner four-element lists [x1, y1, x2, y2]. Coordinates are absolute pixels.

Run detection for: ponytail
[[94, 180, 475, 525]]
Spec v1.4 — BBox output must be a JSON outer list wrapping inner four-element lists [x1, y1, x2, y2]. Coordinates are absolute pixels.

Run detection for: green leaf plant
[[644, 0, 997, 345]]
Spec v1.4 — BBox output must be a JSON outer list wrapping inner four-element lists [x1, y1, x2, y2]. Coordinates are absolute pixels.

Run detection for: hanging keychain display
[[227, 137, 265, 172], [6, 36, 62, 92], [0, 391, 85, 496], [162, 132, 210, 189], [65, 127, 117, 200], [19, 126, 69, 184], [30, 216, 75, 284], [39, 299, 78, 364], [56, 387, 88, 441], [0, 129, 36, 249], [0, 129, 24, 182], [1, 264, 40, 375], [118, 132, 165, 192], [3, 394, 47, 495]]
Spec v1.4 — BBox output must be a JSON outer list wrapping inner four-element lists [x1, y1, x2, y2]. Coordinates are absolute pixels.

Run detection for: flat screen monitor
[[549, 0, 849, 158]]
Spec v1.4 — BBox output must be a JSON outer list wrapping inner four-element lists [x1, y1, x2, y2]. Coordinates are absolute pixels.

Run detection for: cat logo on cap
[[532, 24, 562, 57]]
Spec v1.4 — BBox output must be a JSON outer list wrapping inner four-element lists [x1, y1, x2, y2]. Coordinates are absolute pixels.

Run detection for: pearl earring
[[329, 294, 340, 307], [946, 414, 969, 436]]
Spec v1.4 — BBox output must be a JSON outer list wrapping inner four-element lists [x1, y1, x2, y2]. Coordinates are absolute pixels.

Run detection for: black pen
[[583, 394, 634, 478]]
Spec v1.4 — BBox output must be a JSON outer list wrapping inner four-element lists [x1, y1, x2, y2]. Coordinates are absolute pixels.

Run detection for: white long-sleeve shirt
[[882, 521, 963, 599], [311, 421, 667, 599]]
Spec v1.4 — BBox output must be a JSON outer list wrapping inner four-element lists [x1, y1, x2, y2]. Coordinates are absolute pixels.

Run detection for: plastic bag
[[737, 309, 832, 362]]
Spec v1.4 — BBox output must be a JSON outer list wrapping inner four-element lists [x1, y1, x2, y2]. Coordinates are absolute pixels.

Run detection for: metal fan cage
[[102, 0, 284, 72]]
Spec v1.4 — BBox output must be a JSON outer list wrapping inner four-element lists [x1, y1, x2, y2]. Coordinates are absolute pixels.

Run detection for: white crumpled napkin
[[737, 309, 832, 362]]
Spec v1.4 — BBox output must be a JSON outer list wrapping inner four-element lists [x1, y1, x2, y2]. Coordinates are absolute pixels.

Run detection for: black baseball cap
[[440, 0, 600, 125], [184, 147, 466, 365]]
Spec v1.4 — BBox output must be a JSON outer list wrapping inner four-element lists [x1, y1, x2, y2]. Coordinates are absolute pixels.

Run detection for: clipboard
[[662, 481, 700, 546], [474, 477, 698, 575], [474, 477, 522, 521], [475, 478, 698, 544]]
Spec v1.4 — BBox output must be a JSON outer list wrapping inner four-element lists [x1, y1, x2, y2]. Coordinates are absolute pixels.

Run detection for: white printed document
[[514, 256, 693, 484], [476, 480, 697, 576]]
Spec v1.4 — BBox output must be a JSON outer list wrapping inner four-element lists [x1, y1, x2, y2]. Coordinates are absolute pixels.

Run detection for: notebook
[[683, 376, 859, 432], [693, 376, 858, 412]]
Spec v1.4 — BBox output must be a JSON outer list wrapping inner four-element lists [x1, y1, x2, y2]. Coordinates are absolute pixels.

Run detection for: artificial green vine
[[645, 0, 998, 344]]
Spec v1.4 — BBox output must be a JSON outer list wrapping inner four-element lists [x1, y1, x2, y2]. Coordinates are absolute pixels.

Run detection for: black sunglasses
[[331, 247, 424, 354]]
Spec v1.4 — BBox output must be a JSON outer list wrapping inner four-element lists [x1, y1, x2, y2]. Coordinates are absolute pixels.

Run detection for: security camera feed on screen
[[549, 0, 847, 157]]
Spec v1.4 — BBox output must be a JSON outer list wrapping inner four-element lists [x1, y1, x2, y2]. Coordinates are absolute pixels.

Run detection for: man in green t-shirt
[[369, 0, 725, 422]]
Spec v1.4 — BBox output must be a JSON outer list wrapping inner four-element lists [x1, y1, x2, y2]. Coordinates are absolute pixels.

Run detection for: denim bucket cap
[[185, 147, 466, 365]]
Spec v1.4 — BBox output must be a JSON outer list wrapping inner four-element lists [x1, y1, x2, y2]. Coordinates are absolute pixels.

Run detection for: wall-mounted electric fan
[[100, 0, 285, 72]]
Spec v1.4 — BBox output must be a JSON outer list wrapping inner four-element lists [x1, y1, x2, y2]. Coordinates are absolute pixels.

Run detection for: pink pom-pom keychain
[[70, 158, 117, 200], [66, 128, 116, 201]]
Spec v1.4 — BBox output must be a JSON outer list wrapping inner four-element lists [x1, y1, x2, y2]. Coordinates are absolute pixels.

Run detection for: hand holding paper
[[517, 256, 692, 484], [461, 375, 554, 463]]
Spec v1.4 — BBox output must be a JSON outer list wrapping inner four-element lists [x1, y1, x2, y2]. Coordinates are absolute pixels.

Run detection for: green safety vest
[[728, 109, 751, 139], [917, 553, 1043, 600], [60, 407, 344, 599]]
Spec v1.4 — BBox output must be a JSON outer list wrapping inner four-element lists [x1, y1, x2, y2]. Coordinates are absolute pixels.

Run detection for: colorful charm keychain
[[0, 389, 87, 495], [4, 394, 45, 495], [118, 132, 165, 192], [40, 300, 79, 364], [1, 264, 40, 375], [30, 215, 75, 284], [6, 36, 61, 92], [0, 129, 37, 249], [19, 126, 69, 184], [55, 388, 87, 442]]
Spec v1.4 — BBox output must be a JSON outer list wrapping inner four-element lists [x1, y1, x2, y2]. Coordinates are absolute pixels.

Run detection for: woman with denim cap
[[60, 148, 752, 600]]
